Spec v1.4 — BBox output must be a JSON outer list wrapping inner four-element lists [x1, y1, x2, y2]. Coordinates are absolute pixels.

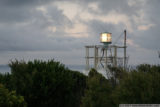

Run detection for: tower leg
[[94, 46, 98, 69], [105, 48, 108, 70], [85, 47, 89, 70], [114, 46, 117, 67]]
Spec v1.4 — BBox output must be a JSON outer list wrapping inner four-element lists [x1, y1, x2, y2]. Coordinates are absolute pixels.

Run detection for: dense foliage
[[113, 64, 160, 104], [81, 69, 113, 107], [0, 60, 160, 107], [0, 84, 26, 107], [81, 64, 160, 107], [0, 60, 86, 107]]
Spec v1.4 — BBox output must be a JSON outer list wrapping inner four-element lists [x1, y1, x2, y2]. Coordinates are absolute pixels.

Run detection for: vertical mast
[[85, 46, 89, 70], [124, 30, 127, 69]]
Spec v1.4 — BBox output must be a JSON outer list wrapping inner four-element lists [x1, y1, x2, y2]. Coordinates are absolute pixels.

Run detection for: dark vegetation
[[0, 60, 160, 107]]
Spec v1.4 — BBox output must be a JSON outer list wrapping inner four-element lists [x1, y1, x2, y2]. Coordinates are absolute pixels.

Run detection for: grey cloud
[[0, 0, 59, 24], [0, 20, 87, 52], [0, 5, 33, 24], [134, 25, 160, 50], [144, 0, 160, 24], [0, 0, 159, 65], [46, 6, 73, 28], [0, 1, 75, 52], [78, 0, 140, 16], [0, 26, 79, 51], [0, 0, 53, 6]]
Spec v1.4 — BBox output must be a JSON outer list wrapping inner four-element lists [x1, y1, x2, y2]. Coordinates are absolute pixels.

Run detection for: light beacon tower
[[100, 32, 112, 46], [85, 30, 127, 77]]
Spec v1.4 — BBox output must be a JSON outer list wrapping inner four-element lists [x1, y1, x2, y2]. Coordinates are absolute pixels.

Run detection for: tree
[[137, 64, 151, 72], [8, 59, 87, 107], [81, 69, 113, 107], [0, 84, 26, 107], [112, 68, 160, 105], [118, 72, 152, 103]]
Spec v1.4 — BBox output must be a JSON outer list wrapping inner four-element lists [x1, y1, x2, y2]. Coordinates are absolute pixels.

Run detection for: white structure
[[85, 30, 128, 72]]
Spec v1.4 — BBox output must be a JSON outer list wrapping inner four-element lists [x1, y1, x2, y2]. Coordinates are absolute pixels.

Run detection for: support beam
[[94, 46, 98, 69], [104, 48, 108, 70], [114, 46, 117, 67], [96, 47, 99, 68], [85, 47, 89, 70]]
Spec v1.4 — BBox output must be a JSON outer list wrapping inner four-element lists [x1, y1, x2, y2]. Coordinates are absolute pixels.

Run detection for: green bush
[[112, 64, 160, 105], [0, 84, 26, 107], [81, 69, 113, 107], [1, 60, 160, 107], [3, 59, 86, 107]]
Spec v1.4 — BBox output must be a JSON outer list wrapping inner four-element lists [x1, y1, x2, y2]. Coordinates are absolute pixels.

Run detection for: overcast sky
[[0, 0, 160, 66]]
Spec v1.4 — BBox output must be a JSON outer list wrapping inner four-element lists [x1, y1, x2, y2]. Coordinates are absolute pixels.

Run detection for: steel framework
[[85, 30, 128, 71]]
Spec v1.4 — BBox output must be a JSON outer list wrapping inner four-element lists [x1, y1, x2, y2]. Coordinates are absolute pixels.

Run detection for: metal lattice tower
[[85, 30, 128, 72]]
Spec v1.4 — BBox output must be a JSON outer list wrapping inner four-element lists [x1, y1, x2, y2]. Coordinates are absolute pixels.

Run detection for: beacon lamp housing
[[100, 32, 112, 45]]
